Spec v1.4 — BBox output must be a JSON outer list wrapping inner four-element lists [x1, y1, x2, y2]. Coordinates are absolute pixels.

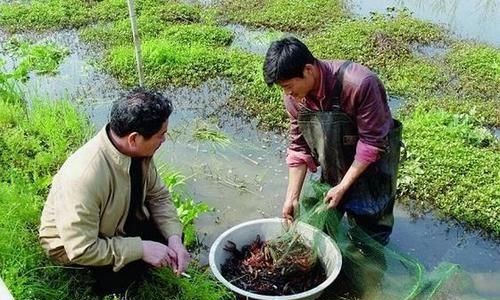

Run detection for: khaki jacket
[[39, 126, 182, 271]]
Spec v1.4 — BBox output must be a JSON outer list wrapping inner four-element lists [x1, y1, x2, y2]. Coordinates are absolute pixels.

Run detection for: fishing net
[[294, 179, 487, 300]]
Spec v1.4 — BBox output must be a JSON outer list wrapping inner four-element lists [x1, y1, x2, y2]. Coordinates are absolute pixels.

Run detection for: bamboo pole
[[126, 0, 145, 87]]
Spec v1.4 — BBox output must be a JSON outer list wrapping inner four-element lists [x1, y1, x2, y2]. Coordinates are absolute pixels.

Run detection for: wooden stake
[[126, 0, 145, 87]]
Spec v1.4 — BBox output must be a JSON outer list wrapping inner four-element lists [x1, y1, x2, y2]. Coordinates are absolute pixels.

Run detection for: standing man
[[39, 88, 190, 294], [263, 37, 402, 245]]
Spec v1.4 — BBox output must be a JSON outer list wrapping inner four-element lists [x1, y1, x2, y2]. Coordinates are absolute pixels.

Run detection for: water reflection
[[350, 0, 500, 46], [410, 44, 449, 57], [226, 24, 283, 56]]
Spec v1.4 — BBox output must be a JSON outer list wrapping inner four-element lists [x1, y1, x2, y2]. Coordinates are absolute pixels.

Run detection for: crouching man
[[39, 88, 190, 294]]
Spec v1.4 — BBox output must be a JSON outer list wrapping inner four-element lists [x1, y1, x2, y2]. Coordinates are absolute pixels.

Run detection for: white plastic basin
[[209, 218, 342, 300]]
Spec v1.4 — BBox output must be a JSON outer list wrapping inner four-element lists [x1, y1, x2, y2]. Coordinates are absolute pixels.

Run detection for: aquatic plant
[[445, 42, 500, 125], [192, 120, 231, 150], [399, 107, 500, 235], [4, 39, 69, 79], [160, 167, 212, 248], [215, 0, 347, 33], [0, 0, 91, 31]]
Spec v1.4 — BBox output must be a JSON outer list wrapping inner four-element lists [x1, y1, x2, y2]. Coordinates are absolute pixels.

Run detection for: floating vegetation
[[192, 121, 231, 148]]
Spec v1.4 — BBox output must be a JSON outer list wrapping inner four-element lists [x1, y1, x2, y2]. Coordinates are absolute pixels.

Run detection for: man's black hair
[[110, 88, 173, 139], [263, 36, 316, 86]]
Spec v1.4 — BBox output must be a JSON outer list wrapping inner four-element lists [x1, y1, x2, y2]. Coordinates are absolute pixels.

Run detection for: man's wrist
[[168, 234, 182, 245], [337, 181, 350, 193]]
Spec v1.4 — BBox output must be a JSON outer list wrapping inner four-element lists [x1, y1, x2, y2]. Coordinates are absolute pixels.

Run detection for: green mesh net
[[294, 179, 483, 300]]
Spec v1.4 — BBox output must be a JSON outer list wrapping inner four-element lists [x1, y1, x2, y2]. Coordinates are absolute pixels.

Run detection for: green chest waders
[[297, 61, 402, 243]]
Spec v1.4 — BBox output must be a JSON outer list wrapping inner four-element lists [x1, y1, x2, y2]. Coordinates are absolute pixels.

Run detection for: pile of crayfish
[[220, 234, 326, 296]]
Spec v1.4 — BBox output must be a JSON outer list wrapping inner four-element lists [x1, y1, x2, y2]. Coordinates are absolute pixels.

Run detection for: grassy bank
[[0, 0, 498, 237]]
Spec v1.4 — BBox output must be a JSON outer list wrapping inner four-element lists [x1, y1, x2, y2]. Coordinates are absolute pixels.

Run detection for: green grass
[[104, 38, 231, 87], [444, 42, 500, 125], [0, 0, 202, 32], [133, 263, 233, 300], [0, 0, 92, 31], [192, 121, 231, 147], [0, 96, 94, 299], [81, 19, 233, 48], [399, 107, 500, 235], [0, 41, 67, 105], [215, 0, 347, 33]]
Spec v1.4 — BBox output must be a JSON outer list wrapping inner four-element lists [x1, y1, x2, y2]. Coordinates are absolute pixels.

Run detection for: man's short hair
[[110, 88, 173, 139], [263, 36, 316, 86]]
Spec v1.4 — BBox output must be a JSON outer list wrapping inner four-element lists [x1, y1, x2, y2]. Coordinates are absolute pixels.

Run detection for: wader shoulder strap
[[331, 60, 352, 107]]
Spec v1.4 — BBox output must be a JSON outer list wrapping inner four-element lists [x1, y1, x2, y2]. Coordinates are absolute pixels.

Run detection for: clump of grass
[[413, 96, 500, 127], [380, 56, 446, 99], [104, 38, 231, 87], [0, 0, 196, 32], [81, 16, 231, 48], [4, 39, 69, 80], [0, 90, 94, 299], [0, 60, 24, 105], [0, 99, 91, 190], [159, 24, 234, 47], [90, 0, 131, 23], [399, 106, 500, 235], [215, 0, 347, 33], [140, 1, 202, 24], [445, 42, 500, 111], [0, 0, 91, 31], [80, 17, 162, 48], [192, 121, 231, 148]]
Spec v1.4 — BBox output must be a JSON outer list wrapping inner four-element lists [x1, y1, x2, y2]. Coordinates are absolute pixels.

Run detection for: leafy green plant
[[0, 59, 24, 105], [104, 37, 231, 87], [160, 168, 212, 248]]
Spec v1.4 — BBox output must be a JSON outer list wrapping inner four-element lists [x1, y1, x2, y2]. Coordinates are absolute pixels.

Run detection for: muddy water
[[1, 29, 499, 298], [349, 0, 500, 47]]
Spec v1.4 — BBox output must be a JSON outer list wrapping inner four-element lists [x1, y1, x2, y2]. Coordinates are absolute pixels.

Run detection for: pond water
[[349, 0, 500, 47], [1, 26, 499, 299]]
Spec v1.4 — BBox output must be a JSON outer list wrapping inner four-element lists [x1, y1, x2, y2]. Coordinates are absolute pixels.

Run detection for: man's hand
[[142, 240, 175, 268], [324, 184, 347, 209], [167, 235, 191, 276], [324, 159, 370, 209], [282, 198, 298, 223]]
